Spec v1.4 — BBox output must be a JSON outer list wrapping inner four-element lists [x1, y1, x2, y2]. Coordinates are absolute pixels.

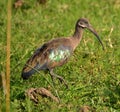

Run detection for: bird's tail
[[21, 62, 47, 80], [21, 47, 48, 80], [21, 64, 37, 80]]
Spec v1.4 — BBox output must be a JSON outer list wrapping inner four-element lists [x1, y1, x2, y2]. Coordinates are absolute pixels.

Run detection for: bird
[[21, 18, 104, 87]]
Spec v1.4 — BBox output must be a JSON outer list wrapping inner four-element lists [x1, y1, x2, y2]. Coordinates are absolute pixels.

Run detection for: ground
[[0, 0, 120, 111]]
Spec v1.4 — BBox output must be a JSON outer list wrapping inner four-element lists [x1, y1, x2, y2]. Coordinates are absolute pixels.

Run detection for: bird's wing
[[22, 38, 73, 79], [22, 43, 49, 73], [47, 44, 72, 69]]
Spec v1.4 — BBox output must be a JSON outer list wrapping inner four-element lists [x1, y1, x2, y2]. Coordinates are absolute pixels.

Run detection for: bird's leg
[[49, 69, 68, 88]]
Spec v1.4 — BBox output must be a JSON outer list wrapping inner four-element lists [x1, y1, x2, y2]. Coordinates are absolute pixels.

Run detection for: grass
[[0, 0, 120, 111]]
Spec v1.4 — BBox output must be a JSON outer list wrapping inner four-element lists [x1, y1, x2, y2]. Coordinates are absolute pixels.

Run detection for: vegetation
[[0, 0, 120, 111]]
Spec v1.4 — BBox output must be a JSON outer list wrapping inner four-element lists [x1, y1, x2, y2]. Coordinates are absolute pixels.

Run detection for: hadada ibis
[[21, 18, 104, 87]]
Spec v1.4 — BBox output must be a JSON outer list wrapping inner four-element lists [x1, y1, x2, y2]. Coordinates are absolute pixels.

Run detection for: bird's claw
[[58, 77, 68, 88], [51, 75, 68, 88]]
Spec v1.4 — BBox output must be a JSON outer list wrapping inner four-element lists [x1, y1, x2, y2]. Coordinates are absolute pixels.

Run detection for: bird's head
[[76, 18, 104, 50], [77, 18, 90, 28]]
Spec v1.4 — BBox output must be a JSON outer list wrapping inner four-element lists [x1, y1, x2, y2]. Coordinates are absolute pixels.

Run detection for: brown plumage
[[21, 18, 104, 87]]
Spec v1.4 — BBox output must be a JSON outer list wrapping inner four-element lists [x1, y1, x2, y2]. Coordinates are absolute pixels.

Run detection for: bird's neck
[[71, 27, 84, 50], [73, 27, 83, 39]]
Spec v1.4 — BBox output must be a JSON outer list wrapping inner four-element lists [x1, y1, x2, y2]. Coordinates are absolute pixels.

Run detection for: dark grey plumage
[[21, 18, 104, 86]]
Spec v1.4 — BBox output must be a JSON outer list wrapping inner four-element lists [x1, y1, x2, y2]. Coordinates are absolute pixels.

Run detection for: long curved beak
[[87, 25, 104, 50]]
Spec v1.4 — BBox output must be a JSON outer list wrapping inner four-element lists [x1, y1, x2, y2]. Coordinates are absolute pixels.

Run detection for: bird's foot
[[54, 75, 68, 88], [49, 69, 68, 88]]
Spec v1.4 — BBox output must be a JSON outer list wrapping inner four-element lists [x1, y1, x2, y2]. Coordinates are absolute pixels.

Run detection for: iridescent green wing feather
[[49, 45, 72, 62]]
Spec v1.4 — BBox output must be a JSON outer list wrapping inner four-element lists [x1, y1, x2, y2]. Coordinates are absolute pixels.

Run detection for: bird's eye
[[79, 22, 83, 25], [78, 22, 83, 26], [78, 22, 85, 27]]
